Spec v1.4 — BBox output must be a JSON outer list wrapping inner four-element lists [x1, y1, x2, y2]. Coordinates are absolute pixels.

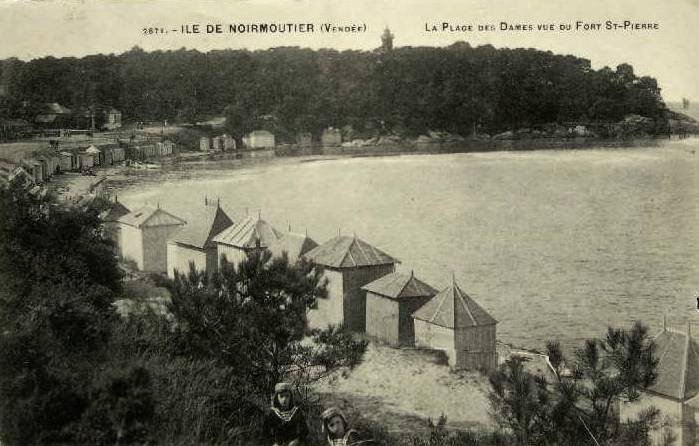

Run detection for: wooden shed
[[412, 277, 497, 372], [243, 130, 275, 149], [58, 151, 76, 171], [363, 271, 437, 346], [167, 201, 234, 278], [118, 205, 186, 272], [321, 127, 342, 147], [213, 213, 282, 268], [621, 324, 699, 446], [303, 235, 398, 332]]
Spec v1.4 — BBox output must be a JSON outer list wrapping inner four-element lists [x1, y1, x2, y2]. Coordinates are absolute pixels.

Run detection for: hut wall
[[112, 148, 125, 162], [398, 296, 432, 346], [120, 224, 144, 269], [341, 264, 395, 332], [167, 242, 207, 279], [366, 292, 400, 345], [205, 247, 218, 273], [141, 224, 184, 273], [453, 324, 497, 372], [308, 268, 344, 329], [414, 319, 456, 362], [58, 156, 72, 171], [216, 244, 249, 269]]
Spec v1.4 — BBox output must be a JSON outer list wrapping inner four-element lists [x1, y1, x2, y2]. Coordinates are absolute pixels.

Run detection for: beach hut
[[243, 130, 275, 149], [8, 165, 34, 186], [102, 107, 122, 130], [86, 145, 102, 165], [21, 160, 44, 183], [620, 323, 699, 446], [167, 200, 235, 278], [321, 127, 342, 147], [213, 213, 282, 268], [268, 230, 318, 263], [303, 235, 398, 332], [101, 197, 131, 257], [118, 205, 186, 273], [223, 134, 236, 151], [363, 271, 438, 346], [112, 147, 125, 163], [412, 277, 497, 372], [58, 151, 76, 171], [200, 136, 212, 152]]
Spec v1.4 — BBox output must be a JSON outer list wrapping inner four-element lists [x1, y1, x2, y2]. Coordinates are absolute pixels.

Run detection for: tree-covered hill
[[0, 43, 667, 140]]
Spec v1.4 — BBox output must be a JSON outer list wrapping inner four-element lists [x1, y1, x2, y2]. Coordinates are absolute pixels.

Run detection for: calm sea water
[[119, 138, 699, 352]]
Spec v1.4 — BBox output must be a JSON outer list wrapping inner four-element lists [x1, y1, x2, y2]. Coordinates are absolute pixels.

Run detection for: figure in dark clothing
[[320, 407, 368, 446], [264, 382, 308, 446]]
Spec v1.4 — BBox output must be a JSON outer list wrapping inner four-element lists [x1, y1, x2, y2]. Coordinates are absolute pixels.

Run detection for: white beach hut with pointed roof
[[167, 200, 235, 278], [621, 322, 699, 446], [118, 205, 186, 272], [363, 270, 438, 346], [213, 213, 282, 268], [412, 277, 498, 372], [303, 235, 399, 332]]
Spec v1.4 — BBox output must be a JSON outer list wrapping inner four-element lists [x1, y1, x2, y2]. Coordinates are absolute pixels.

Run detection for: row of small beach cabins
[[103, 198, 498, 373], [0, 140, 176, 186], [105, 198, 699, 446]]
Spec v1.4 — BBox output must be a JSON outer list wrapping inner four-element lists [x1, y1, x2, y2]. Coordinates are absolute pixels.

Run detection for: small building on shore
[[200, 136, 212, 152], [167, 200, 235, 278], [412, 277, 497, 372], [321, 127, 342, 147], [243, 130, 275, 149], [363, 271, 438, 346], [222, 134, 236, 151], [118, 205, 186, 273], [58, 151, 77, 171], [21, 159, 45, 183], [620, 323, 699, 446], [213, 213, 282, 268], [101, 197, 131, 257], [303, 235, 398, 332]]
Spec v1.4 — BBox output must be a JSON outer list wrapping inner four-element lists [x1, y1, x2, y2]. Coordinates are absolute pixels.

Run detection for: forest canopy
[[0, 43, 666, 139]]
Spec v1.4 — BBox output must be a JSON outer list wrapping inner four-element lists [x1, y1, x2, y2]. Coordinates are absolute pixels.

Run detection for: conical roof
[[268, 231, 319, 260], [102, 198, 130, 222], [412, 279, 496, 329], [361, 271, 437, 299], [303, 235, 399, 268], [117, 206, 186, 229], [171, 204, 234, 249], [212, 214, 281, 249], [650, 328, 699, 401]]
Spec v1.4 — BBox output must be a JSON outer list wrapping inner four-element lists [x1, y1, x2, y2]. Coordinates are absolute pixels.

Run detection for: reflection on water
[[119, 139, 699, 352]]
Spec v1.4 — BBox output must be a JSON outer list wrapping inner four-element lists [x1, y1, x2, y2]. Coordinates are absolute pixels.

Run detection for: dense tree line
[[0, 43, 666, 140]]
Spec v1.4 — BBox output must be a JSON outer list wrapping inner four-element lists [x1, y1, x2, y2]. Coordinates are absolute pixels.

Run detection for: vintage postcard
[[0, 0, 698, 445]]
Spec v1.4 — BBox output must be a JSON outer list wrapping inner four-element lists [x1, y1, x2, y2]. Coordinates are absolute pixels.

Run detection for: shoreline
[[50, 134, 698, 202]]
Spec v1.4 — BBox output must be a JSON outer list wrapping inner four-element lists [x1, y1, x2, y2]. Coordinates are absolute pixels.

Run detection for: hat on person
[[274, 382, 292, 394], [321, 407, 348, 433]]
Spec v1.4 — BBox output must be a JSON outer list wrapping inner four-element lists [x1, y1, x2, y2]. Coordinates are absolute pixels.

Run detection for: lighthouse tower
[[381, 27, 394, 52]]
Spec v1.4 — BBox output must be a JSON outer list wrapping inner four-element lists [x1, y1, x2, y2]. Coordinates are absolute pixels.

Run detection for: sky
[[0, 0, 697, 102]]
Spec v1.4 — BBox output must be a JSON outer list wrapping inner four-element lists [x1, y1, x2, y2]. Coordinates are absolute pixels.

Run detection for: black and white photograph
[[0, 0, 698, 444]]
